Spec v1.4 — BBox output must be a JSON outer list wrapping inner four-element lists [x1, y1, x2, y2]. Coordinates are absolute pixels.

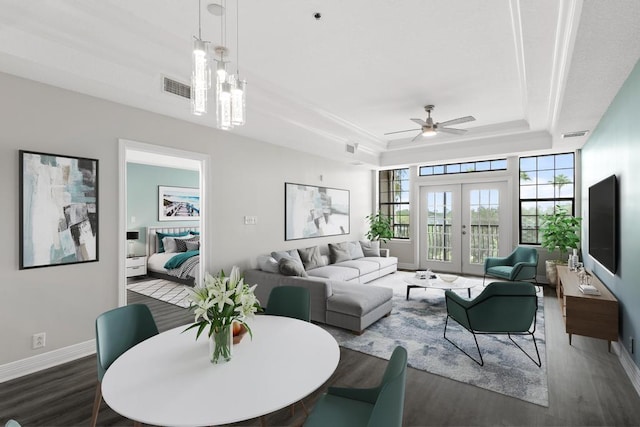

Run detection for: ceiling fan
[[385, 105, 476, 142]]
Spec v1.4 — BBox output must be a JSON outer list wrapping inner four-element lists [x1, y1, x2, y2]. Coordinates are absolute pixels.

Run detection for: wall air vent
[[345, 143, 359, 154], [163, 76, 191, 100], [562, 130, 589, 138]]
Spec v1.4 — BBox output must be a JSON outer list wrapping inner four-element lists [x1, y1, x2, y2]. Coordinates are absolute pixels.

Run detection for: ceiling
[[1, 0, 640, 168]]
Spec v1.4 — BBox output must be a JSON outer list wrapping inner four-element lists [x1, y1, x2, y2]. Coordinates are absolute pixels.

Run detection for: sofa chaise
[[244, 240, 397, 334]]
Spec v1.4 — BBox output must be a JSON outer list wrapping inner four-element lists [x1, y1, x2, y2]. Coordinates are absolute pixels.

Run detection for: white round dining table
[[101, 315, 340, 427]]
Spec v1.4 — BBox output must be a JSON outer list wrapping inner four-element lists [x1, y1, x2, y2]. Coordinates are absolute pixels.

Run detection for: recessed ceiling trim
[[508, 0, 529, 121], [547, 0, 584, 133]]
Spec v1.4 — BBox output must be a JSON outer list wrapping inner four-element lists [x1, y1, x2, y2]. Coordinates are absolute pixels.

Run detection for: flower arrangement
[[185, 266, 260, 363]]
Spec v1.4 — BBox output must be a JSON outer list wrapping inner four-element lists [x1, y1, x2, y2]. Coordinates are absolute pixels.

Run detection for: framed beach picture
[[285, 182, 350, 240], [158, 186, 200, 221], [19, 150, 99, 269]]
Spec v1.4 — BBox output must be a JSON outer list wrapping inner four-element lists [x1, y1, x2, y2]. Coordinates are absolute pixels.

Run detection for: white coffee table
[[101, 315, 339, 427], [405, 275, 476, 299]]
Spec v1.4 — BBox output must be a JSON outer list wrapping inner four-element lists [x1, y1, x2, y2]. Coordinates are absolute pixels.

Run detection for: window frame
[[378, 168, 410, 239]]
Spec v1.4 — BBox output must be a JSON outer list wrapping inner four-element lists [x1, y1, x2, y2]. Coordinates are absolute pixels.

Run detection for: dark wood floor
[[1, 287, 639, 426]]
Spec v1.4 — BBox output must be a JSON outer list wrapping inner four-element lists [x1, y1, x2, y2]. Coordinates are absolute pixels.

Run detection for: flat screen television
[[588, 174, 618, 274]]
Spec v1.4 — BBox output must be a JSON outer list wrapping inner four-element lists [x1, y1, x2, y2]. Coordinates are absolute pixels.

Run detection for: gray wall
[[581, 58, 640, 369], [0, 72, 372, 365], [127, 163, 199, 255]]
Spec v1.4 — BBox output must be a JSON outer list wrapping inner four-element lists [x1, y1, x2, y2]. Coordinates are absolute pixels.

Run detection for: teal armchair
[[91, 304, 159, 427], [444, 281, 541, 367], [265, 285, 311, 322], [483, 246, 538, 285], [304, 346, 407, 427]]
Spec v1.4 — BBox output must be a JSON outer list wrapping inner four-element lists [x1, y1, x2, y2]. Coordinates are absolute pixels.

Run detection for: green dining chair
[[304, 346, 408, 427], [264, 285, 311, 418], [91, 304, 159, 427], [264, 285, 311, 322], [483, 246, 539, 285], [444, 281, 541, 367]]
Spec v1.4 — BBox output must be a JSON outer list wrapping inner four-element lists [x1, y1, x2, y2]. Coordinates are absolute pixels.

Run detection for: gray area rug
[[127, 278, 191, 308], [321, 271, 549, 407]]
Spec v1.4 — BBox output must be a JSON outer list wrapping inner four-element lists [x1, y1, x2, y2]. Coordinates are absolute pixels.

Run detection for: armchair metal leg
[[443, 316, 484, 366], [90, 381, 102, 427], [508, 332, 542, 367]]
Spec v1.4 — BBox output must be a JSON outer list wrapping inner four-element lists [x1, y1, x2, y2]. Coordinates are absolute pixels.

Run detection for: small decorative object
[[540, 205, 582, 285], [437, 273, 459, 283], [185, 266, 260, 364]]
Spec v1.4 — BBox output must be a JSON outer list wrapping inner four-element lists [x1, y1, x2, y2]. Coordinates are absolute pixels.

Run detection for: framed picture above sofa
[[285, 182, 350, 240], [19, 150, 99, 269]]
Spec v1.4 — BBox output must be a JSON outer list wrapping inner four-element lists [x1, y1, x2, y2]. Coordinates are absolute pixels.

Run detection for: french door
[[419, 181, 510, 275]]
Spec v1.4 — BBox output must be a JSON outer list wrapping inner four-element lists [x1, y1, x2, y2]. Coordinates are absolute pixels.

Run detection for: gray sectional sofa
[[243, 240, 397, 334]]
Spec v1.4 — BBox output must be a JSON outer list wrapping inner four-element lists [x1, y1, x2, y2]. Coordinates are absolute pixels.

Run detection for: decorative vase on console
[[184, 266, 261, 364]]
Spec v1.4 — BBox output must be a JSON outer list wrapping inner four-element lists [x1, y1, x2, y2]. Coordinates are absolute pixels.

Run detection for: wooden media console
[[556, 265, 619, 351]]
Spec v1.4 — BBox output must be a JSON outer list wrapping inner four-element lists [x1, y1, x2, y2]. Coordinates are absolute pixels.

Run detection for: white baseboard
[[0, 339, 96, 383], [613, 341, 640, 398], [398, 262, 417, 270]]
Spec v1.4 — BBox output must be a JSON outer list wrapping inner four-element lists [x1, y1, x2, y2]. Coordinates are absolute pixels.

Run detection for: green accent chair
[[444, 281, 541, 367], [304, 346, 408, 427], [264, 285, 312, 417], [91, 304, 159, 427], [483, 246, 539, 285], [265, 286, 311, 322]]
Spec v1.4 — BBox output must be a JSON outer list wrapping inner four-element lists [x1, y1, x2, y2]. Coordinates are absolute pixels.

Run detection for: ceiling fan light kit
[[191, 0, 247, 129], [385, 104, 476, 141]]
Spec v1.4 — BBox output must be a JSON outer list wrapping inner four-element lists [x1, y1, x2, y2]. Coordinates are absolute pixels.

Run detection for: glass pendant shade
[[216, 59, 228, 84], [191, 38, 210, 115], [217, 82, 233, 129], [231, 78, 246, 125]]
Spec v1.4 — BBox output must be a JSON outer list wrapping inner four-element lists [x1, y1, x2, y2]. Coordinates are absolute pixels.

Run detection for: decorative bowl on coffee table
[[437, 273, 459, 283]]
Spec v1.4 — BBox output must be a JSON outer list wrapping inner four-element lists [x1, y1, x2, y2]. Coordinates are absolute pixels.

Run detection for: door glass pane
[[468, 189, 500, 265], [426, 191, 452, 262]]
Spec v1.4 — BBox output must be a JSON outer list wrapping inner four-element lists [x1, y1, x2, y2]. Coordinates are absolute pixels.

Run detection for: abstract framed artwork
[[285, 182, 350, 240], [158, 186, 200, 221], [19, 150, 99, 269]]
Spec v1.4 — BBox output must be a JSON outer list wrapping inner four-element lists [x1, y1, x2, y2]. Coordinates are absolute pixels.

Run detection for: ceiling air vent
[[562, 130, 589, 139], [345, 143, 358, 154], [163, 76, 191, 100]]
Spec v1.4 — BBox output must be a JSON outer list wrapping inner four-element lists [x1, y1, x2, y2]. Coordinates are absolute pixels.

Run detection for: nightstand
[[126, 255, 147, 278]]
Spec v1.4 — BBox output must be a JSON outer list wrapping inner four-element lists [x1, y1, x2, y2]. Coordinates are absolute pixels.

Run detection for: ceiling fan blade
[[384, 128, 421, 135], [438, 127, 467, 135], [410, 118, 427, 126], [437, 116, 476, 127], [411, 132, 424, 142]]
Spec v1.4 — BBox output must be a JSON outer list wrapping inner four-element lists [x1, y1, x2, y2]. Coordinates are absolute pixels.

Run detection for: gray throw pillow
[[271, 249, 304, 268], [329, 242, 352, 264], [349, 241, 365, 259], [278, 258, 308, 277], [175, 236, 200, 252], [257, 255, 280, 273], [184, 241, 200, 252], [297, 246, 324, 270], [360, 240, 381, 257]]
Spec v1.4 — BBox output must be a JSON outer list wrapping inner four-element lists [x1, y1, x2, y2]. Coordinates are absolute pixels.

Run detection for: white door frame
[[118, 139, 210, 307]]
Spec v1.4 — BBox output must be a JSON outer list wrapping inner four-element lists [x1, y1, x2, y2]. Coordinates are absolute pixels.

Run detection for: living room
[[2, 1, 640, 426]]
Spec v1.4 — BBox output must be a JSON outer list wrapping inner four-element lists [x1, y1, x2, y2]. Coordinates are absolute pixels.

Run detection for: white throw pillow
[[257, 255, 280, 273]]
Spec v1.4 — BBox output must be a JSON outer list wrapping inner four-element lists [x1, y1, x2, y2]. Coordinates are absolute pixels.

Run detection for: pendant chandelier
[[191, 0, 246, 129]]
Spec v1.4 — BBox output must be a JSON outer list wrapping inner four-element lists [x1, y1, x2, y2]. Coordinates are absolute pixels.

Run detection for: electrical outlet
[[32, 332, 46, 349], [244, 215, 258, 225]]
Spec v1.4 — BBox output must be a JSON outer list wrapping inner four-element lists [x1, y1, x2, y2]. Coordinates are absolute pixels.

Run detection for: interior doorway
[[118, 139, 209, 307], [419, 181, 510, 275]]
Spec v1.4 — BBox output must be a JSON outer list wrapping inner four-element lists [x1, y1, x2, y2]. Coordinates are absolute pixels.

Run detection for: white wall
[[0, 72, 372, 365]]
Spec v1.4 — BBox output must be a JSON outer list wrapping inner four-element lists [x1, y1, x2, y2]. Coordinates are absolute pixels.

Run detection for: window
[[419, 159, 506, 176], [379, 168, 410, 239], [519, 153, 575, 244]]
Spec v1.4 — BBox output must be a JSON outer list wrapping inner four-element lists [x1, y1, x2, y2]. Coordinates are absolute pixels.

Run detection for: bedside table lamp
[[126, 231, 140, 257]]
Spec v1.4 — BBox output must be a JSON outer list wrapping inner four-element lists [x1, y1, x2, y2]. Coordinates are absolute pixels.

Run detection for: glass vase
[[209, 325, 233, 364]]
